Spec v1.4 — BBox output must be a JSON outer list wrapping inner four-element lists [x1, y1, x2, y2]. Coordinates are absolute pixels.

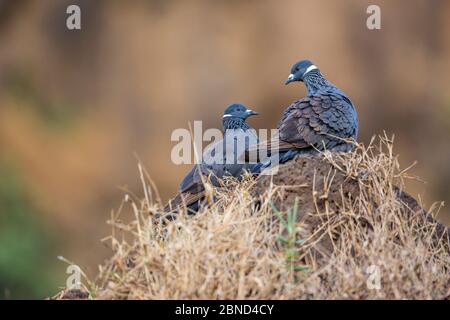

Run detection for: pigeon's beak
[[285, 73, 296, 85], [246, 109, 259, 117]]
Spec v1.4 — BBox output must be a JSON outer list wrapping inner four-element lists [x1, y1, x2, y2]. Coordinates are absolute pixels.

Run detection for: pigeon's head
[[223, 103, 258, 120], [285, 60, 318, 85]]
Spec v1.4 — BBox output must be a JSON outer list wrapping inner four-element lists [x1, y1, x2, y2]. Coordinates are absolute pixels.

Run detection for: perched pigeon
[[164, 103, 259, 214], [253, 60, 358, 172]]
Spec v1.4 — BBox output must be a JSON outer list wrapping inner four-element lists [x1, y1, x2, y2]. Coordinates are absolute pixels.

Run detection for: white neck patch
[[304, 65, 318, 76], [222, 114, 232, 118]]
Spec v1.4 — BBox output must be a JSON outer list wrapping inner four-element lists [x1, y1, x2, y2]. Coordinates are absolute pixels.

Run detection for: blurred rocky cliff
[[0, 0, 450, 298]]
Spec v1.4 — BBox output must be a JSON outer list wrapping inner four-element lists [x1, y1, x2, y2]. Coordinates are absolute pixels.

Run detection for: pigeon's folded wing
[[243, 94, 356, 161]]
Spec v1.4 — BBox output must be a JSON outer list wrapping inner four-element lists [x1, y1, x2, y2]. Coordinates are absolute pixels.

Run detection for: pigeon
[[252, 60, 358, 172], [164, 103, 259, 214]]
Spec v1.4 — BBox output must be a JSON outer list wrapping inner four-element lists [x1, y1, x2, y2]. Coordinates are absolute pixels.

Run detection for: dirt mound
[[55, 137, 450, 299], [254, 154, 449, 261]]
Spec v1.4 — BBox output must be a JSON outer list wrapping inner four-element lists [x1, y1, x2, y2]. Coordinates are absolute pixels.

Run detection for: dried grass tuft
[[70, 136, 449, 300]]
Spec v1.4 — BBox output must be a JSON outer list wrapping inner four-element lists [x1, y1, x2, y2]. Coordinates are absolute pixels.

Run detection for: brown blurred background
[[0, 0, 449, 298]]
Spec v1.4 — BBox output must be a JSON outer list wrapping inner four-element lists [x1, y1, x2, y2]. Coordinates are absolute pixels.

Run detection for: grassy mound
[[56, 136, 449, 299]]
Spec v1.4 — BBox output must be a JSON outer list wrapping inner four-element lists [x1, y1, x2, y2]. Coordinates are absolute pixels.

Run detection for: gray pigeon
[[252, 60, 358, 172], [165, 103, 259, 214]]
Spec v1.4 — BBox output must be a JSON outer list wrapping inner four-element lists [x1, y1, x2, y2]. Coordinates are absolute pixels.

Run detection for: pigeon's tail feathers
[[163, 191, 205, 214], [244, 137, 311, 173], [278, 149, 303, 164], [243, 138, 309, 161], [249, 162, 264, 174], [243, 137, 278, 161], [256, 148, 312, 172]]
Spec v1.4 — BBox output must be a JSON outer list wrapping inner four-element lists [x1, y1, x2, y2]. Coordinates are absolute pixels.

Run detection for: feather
[[254, 61, 358, 171]]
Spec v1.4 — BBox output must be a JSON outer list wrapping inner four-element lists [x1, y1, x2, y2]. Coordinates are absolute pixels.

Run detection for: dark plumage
[[253, 60, 358, 172], [164, 103, 259, 214]]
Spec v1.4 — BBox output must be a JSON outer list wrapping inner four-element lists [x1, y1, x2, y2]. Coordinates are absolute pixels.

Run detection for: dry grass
[[66, 136, 449, 300]]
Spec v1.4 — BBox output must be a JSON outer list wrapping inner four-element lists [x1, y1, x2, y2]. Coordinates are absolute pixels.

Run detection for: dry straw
[[57, 135, 449, 300]]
